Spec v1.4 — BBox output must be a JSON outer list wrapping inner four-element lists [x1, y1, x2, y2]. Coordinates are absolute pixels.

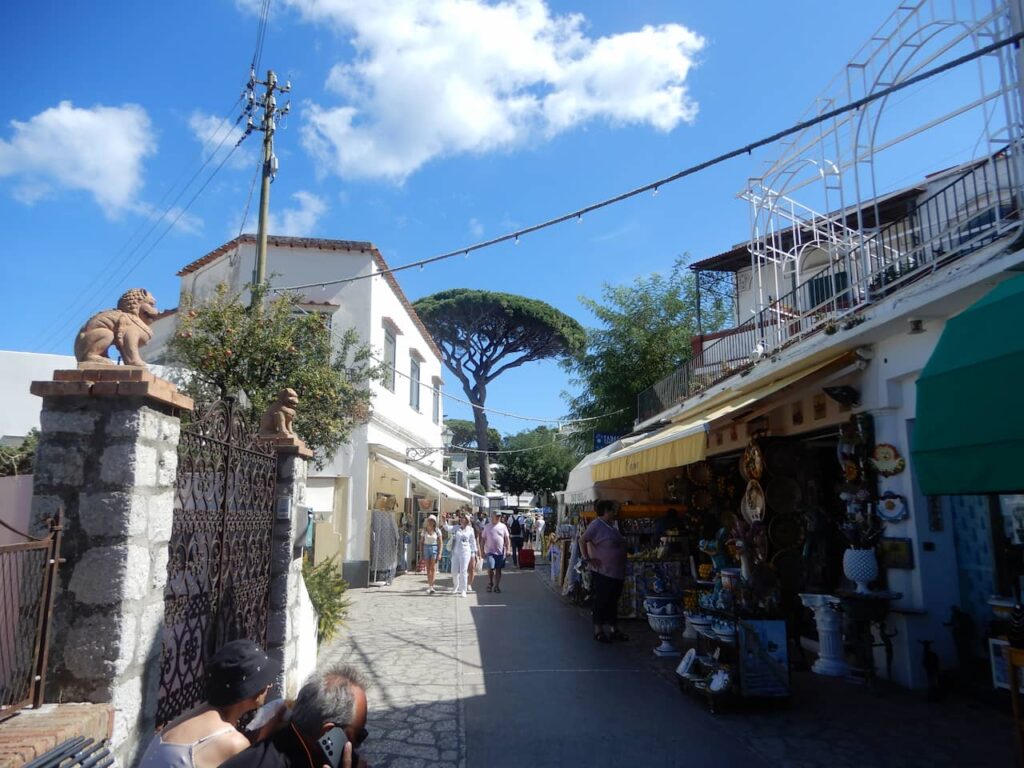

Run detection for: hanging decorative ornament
[[741, 479, 766, 523], [741, 440, 764, 481], [870, 443, 906, 477], [876, 490, 909, 522]]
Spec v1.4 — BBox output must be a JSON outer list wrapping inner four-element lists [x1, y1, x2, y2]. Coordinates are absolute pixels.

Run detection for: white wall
[[0, 351, 75, 440], [368, 267, 444, 450]]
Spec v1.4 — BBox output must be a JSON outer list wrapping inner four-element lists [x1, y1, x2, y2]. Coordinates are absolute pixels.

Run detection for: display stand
[[677, 611, 790, 712]]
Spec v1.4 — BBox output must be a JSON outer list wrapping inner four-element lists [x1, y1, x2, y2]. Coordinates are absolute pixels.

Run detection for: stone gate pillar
[[262, 436, 318, 698], [29, 369, 192, 767]]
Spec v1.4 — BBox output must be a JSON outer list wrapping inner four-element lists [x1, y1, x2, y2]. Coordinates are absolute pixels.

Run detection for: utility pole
[[244, 69, 291, 306]]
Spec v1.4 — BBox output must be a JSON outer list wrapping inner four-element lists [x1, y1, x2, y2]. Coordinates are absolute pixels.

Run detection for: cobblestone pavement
[[322, 562, 1016, 768]]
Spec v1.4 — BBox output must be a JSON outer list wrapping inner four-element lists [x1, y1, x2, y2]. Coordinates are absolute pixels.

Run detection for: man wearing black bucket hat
[[221, 663, 370, 768], [139, 640, 279, 768]]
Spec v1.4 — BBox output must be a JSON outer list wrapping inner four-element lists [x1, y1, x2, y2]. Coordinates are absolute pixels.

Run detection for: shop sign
[[593, 431, 624, 451]]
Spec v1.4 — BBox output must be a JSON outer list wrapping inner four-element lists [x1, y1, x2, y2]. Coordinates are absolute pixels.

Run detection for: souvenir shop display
[[677, 438, 791, 710]]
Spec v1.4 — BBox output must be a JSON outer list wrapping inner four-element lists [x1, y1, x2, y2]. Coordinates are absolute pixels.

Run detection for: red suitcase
[[519, 547, 535, 569]]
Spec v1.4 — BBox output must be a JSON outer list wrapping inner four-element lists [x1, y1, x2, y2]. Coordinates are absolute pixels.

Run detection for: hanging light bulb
[[514, 235, 520, 245], [577, 214, 583, 224], [652, 186, 660, 197]]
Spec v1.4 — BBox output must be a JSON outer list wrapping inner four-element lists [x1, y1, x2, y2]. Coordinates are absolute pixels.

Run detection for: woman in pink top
[[580, 500, 630, 643]]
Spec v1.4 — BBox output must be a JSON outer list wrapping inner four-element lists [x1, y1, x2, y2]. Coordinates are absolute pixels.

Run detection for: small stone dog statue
[[259, 388, 299, 438]]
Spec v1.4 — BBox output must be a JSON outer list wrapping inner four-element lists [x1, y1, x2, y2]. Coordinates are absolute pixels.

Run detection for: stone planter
[[843, 548, 878, 594]]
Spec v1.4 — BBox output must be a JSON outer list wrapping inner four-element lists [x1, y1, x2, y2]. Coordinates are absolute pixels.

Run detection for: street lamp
[[406, 426, 455, 461]]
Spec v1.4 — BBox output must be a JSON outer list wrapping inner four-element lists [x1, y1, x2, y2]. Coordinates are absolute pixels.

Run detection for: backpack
[[524, 517, 534, 532], [510, 519, 522, 536]]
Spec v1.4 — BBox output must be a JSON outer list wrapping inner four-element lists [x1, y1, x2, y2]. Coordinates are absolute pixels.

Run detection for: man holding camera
[[221, 664, 371, 768]]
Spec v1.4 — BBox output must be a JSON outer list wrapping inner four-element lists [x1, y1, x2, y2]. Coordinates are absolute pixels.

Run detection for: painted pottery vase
[[843, 547, 878, 594]]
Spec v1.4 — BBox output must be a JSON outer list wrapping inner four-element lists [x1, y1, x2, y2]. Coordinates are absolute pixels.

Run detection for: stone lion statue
[[74, 288, 159, 367], [260, 388, 299, 438]]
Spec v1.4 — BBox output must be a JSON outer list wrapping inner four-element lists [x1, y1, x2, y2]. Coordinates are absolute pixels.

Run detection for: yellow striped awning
[[592, 353, 851, 482]]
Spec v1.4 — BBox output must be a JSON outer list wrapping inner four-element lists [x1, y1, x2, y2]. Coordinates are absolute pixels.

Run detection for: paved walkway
[[322, 564, 1016, 768]]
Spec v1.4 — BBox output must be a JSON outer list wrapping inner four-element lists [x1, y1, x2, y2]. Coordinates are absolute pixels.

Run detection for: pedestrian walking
[[580, 500, 630, 643], [448, 512, 478, 597], [482, 512, 511, 593], [139, 640, 278, 768], [465, 507, 479, 590], [221, 663, 370, 768], [509, 514, 524, 566], [420, 514, 442, 594]]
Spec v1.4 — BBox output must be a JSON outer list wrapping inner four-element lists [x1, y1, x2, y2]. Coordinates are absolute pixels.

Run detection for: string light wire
[[272, 28, 1024, 294]]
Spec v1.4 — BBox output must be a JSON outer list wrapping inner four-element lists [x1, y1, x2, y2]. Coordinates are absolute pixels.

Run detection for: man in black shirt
[[509, 514, 524, 567], [222, 664, 370, 768]]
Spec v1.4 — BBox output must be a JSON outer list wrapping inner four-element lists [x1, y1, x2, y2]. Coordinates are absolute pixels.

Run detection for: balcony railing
[[637, 151, 1022, 423]]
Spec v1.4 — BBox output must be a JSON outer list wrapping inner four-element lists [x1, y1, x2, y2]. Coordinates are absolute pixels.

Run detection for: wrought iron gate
[[0, 512, 61, 720], [156, 400, 277, 726]]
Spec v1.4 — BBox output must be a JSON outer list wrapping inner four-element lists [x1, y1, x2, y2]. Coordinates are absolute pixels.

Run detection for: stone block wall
[[30, 386, 187, 768], [265, 447, 318, 698]]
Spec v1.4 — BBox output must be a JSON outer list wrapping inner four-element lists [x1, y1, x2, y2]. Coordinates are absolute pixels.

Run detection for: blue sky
[[0, 0, 993, 437]]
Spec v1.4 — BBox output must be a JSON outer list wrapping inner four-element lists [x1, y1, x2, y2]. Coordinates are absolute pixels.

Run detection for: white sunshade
[[375, 454, 472, 504], [564, 440, 648, 504], [435, 475, 487, 507]]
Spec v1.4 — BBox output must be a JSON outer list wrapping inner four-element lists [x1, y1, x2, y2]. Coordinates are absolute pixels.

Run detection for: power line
[[39, 1, 275, 353], [272, 28, 1024, 295], [252, 0, 272, 74], [449, 435, 576, 456], [37, 97, 246, 352]]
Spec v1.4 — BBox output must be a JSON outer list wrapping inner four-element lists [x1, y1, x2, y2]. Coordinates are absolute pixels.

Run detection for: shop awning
[[435, 475, 487, 508], [592, 353, 850, 482], [912, 273, 1024, 495], [592, 422, 706, 482], [375, 454, 472, 504], [564, 441, 649, 504]]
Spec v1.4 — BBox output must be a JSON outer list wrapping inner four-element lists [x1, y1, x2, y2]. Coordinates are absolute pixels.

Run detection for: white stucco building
[[149, 235, 476, 586]]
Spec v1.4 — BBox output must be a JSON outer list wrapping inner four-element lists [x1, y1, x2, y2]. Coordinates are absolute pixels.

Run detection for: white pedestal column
[[800, 593, 849, 677]]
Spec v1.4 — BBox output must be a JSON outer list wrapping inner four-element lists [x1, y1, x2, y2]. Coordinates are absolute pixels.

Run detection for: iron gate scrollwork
[[156, 399, 277, 727]]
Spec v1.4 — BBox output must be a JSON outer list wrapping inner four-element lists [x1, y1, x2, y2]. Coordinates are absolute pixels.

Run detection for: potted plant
[[839, 501, 885, 594]]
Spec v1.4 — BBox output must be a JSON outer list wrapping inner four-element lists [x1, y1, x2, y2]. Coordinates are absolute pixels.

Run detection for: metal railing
[[0, 512, 62, 720], [638, 151, 1022, 422]]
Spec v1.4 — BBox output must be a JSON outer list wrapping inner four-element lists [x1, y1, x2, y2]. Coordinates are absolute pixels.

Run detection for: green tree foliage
[[0, 429, 38, 477], [167, 283, 379, 468], [563, 257, 730, 442], [301, 555, 351, 645], [493, 427, 582, 498], [414, 289, 585, 489], [444, 417, 499, 473]]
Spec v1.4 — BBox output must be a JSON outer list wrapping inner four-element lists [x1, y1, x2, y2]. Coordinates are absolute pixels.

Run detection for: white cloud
[[0, 100, 155, 216], [468, 217, 484, 238], [268, 189, 327, 234], [133, 201, 205, 236], [188, 111, 253, 170], [282, 0, 704, 182]]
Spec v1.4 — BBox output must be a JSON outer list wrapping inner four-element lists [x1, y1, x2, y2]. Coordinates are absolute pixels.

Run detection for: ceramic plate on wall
[[741, 479, 766, 523]]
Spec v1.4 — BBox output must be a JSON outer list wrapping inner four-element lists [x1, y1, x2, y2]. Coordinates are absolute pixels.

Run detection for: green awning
[[912, 273, 1024, 495]]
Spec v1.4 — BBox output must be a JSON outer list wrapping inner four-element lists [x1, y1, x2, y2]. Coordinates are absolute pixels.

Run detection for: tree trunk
[[467, 383, 492, 490]]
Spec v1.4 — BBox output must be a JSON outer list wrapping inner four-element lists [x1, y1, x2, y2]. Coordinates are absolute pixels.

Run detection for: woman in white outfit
[[449, 512, 478, 597]]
